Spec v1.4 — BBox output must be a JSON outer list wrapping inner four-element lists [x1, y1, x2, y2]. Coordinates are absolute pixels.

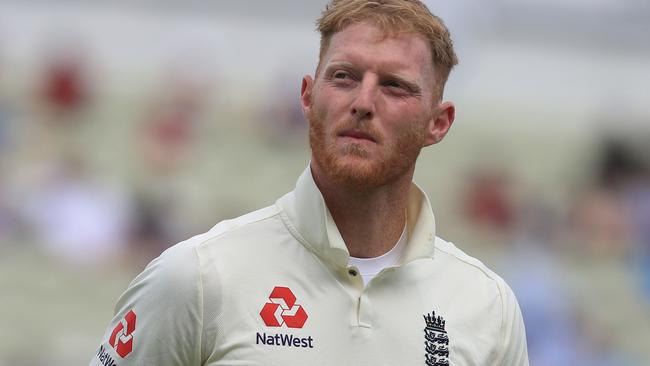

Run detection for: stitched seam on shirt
[[494, 281, 507, 364], [435, 243, 506, 363], [434, 244, 499, 282], [197, 210, 282, 249], [194, 245, 205, 365], [276, 208, 314, 252], [193, 231, 238, 361]]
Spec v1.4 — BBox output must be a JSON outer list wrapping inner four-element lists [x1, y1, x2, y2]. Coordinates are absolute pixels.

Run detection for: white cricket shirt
[[90, 167, 529, 366]]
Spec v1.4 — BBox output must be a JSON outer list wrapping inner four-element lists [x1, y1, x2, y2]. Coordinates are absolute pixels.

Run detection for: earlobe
[[424, 101, 455, 146]]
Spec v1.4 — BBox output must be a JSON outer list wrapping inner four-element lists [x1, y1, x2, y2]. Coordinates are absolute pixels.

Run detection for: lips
[[338, 129, 377, 143]]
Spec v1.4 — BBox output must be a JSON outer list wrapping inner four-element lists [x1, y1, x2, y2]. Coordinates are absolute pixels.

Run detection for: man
[[90, 1, 529, 365]]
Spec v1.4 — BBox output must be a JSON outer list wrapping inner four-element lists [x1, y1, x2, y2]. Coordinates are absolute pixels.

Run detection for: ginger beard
[[308, 106, 427, 190]]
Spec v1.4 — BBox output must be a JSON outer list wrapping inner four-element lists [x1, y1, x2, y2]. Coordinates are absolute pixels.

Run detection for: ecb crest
[[423, 310, 450, 366]]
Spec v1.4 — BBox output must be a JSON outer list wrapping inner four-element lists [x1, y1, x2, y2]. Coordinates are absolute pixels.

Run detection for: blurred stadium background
[[1, 0, 649, 365]]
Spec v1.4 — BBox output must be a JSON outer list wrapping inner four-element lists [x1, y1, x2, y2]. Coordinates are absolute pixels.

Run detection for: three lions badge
[[423, 310, 450, 366]]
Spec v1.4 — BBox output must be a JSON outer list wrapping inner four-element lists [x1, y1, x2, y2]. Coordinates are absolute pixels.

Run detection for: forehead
[[322, 22, 434, 81]]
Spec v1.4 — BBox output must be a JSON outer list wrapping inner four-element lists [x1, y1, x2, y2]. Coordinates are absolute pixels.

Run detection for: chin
[[322, 153, 393, 190]]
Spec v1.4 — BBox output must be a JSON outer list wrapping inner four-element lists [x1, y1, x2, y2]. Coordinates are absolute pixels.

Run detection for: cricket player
[[90, 1, 529, 365]]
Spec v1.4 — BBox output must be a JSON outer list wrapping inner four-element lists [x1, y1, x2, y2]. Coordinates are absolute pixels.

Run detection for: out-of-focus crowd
[[0, 48, 209, 266], [455, 138, 650, 365], [1, 1, 649, 365]]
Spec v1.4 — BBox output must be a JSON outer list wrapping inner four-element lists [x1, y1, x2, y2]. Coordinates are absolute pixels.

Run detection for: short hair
[[316, 0, 458, 100]]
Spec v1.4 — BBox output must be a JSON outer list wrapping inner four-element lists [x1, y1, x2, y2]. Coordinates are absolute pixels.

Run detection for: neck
[[311, 162, 413, 258]]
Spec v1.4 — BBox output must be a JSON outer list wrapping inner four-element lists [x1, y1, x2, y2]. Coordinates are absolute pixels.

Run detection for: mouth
[[338, 129, 377, 143]]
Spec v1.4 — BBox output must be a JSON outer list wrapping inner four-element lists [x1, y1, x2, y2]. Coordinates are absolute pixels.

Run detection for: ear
[[423, 101, 455, 146], [300, 75, 314, 118]]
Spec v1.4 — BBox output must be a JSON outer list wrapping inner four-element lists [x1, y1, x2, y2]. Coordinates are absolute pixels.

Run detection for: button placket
[[342, 266, 371, 327], [357, 292, 373, 328]]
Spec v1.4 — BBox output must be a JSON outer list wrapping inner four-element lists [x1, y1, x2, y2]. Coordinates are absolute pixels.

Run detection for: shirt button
[[348, 268, 358, 276]]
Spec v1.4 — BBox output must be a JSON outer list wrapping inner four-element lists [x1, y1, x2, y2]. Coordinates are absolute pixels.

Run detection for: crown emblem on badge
[[423, 310, 450, 366], [424, 313, 446, 333]]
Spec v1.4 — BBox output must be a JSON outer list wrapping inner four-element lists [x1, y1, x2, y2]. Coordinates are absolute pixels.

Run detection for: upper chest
[[199, 237, 502, 366]]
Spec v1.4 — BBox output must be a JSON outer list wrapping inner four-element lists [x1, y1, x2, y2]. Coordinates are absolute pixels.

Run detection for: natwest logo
[[260, 286, 308, 328], [109, 309, 136, 358]]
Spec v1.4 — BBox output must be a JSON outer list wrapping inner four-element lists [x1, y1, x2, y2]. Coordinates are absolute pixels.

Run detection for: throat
[[311, 160, 412, 257], [348, 224, 408, 285], [338, 205, 407, 259]]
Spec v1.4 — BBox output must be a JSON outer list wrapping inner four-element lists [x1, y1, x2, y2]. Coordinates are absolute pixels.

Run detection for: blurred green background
[[1, 1, 649, 365]]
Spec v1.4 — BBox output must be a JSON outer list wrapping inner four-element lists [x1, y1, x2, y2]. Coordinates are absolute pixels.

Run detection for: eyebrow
[[323, 61, 356, 75], [325, 61, 423, 95]]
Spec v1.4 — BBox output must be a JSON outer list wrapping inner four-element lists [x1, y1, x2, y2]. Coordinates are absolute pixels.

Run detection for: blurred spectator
[[502, 193, 643, 365], [129, 71, 207, 261], [568, 187, 630, 257], [138, 73, 203, 174], [508, 247, 583, 365], [38, 44, 90, 122], [128, 182, 188, 263], [462, 169, 516, 232], [625, 176, 650, 300], [23, 39, 95, 168], [499, 194, 581, 365], [615, 144, 650, 301], [566, 140, 643, 258], [21, 156, 132, 266], [561, 137, 650, 363]]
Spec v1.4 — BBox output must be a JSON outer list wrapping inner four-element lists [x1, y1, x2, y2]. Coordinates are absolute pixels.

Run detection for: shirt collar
[[276, 166, 436, 268]]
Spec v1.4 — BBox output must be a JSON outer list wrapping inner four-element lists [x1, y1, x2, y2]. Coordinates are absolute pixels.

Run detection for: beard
[[308, 107, 426, 190]]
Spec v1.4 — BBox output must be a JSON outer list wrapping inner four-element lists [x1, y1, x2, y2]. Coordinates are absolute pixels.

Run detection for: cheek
[[308, 104, 334, 148], [314, 87, 349, 118], [388, 116, 428, 148], [312, 102, 344, 141]]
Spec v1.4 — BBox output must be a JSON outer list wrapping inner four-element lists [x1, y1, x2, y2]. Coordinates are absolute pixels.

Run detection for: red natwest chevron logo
[[109, 310, 136, 358], [260, 286, 308, 328]]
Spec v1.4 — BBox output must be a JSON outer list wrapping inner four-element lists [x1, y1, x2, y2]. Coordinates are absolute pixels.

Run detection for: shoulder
[[115, 238, 201, 313], [154, 202, 281, 275], [101, 206, 283, 361], [118, 204, 282, 304], [433, 236, 506, 285], [432, 236, 519, 316], [433, 237, 528, 364], [192, 204, 283, 251], [204, 204, 282, 239], [136, 204, 286, 297]]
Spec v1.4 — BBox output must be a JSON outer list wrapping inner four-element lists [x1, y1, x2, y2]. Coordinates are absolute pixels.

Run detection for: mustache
[[307, 108, 383, 143], [334, 122, 382, 144]]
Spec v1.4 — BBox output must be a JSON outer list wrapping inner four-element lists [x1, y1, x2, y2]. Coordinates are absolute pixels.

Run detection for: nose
[[350, 77, 376, 120]]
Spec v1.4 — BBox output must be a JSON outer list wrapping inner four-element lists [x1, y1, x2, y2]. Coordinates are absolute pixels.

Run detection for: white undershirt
[[348, 224, 408, 285]]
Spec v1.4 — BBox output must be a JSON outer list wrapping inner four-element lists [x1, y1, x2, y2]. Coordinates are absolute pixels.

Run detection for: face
[[301, 21, 455, 190]]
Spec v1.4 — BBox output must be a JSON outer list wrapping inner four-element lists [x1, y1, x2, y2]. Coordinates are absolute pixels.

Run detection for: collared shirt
[[90, 167, 529, 366]]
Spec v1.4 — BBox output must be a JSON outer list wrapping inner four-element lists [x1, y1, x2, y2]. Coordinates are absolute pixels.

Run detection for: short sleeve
[[496, 279, 529, 366], [89, 241, 203, 366]]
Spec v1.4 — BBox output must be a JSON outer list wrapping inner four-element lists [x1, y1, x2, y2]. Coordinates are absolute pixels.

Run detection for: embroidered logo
[[260, 286, 308, 328], [109, 309, 136, 358], [423, 310, 450, 366]]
